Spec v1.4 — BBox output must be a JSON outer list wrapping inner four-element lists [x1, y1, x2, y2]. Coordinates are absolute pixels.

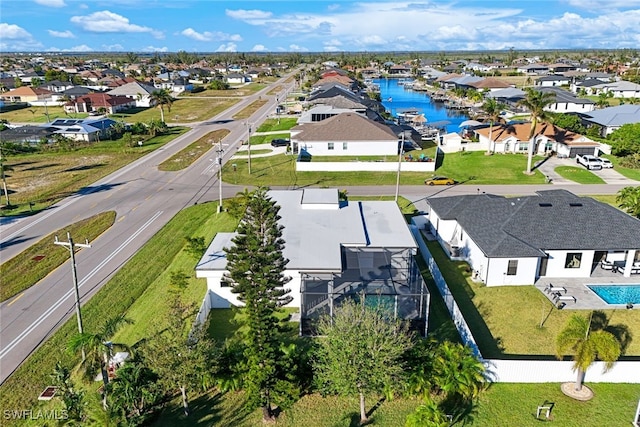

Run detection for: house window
[[328, 143, 334, 150], [507, 260, 518, 276], [565, 252, 582, 269], [342, 142, 348, 150]]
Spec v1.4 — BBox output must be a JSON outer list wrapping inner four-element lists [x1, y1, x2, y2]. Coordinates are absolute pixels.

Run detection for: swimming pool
[[587, 284, 640, 304]]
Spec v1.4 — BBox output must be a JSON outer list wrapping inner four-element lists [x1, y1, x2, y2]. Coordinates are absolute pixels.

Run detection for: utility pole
[[0, 145, 11, 207], [247, 122, 252, 175], [395, 132, 404, 202], [216, 139, 224, 213], [54, 232, 91, 360]]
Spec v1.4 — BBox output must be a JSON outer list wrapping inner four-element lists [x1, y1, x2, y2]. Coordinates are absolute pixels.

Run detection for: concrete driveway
[[535, 156, 639, 185]]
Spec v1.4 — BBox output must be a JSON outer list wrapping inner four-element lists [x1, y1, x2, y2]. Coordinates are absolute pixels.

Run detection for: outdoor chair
[[600, 260, 614, 270]]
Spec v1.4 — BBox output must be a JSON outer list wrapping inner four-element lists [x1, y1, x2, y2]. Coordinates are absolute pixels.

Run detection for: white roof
[[196, 188, 416, 273]]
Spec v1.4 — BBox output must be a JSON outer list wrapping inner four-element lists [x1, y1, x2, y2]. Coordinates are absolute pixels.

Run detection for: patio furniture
[[545, 284, 566, 294], [600, 260, 615, 270], [554, 294, 577, 303]]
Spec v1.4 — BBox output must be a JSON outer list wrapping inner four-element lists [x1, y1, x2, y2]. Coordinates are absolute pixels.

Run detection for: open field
[[0, 127, 188, 216], [555, 166, 606, 184], [158, 129, 230, 171], [112, 97, 239, 123], [0, 211, 116, 302], [180, 81, 275, 98], [425, 240, 640, 357], [0, 105, 84, 123], [231, 98, 268, 121]]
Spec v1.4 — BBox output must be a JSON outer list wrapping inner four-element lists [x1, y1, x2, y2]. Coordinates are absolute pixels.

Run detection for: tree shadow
[[22, 163, 61, 171], [65, 163, 106, 172], [77, 181, 125, 196]]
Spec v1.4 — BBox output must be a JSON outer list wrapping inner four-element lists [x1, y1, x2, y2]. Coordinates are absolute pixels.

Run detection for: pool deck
[[535, 267, 640, 310]]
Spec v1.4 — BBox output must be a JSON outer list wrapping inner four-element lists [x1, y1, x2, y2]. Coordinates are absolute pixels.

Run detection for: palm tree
[[149, 89, 174, 123], [556, 311, 622, 392], [482, 98, 505, 154], [518, 88, 556, 175], [68, 315, 132, 409], [616, 186, 640, 219], [432, 341, 486, 402]]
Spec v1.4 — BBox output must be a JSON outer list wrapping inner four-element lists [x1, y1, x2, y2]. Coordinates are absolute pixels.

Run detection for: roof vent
[[569, 203, 583, 207], [539, 203, 552, 207]]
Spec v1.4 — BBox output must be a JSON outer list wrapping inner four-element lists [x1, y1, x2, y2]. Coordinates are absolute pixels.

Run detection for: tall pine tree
[[223, 188, 292, 421]]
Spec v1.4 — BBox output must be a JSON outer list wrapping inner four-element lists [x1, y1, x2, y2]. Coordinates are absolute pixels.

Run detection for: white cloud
[[48, 29, 75, 38], [70, 10, 163, 38], [226, 9, 272, 20], [251, 44, 268, 52], [215, 43, 237, 52], [0, 23, 43, 51], [0, 23, 33, 39], [102, 43, 123, 51], [34, 0, 66, 7], [69, 44, 93, 51], [288, 44, 308, 52], [142, 45, 168, 52], [180, 28, 243, 42]]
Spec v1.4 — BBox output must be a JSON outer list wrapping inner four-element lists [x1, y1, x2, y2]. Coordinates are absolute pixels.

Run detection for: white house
[[107, 81, 157, 107], [473, 122, 600, 158], [586, 80, 640, 99], [291, 112, 400, 156], [424, 190, 640, 286], [578, 105, 640, 137], [195, 188, 429, 335]]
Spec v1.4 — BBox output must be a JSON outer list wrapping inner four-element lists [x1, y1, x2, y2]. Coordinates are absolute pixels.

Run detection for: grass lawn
[[158, 129, 230, 171], [232, 98, 269, 121], [153, 382, 640, 427], [0, 105, 86, 123], [425, 240, 640, 357], [111, 97, 239, 124], [555, 166, 606, 184], [220, 151, 548, 187], [0, 127, 188, 216], [0, 211, 116, 302], [607, 155, 640, 181], [181, 82, 271, 98], [0, 201, 232, 418], [256, 118, 298, 132]]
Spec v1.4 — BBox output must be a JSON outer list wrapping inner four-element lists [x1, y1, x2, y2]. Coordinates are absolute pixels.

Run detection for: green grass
[[424, 240, 640, 357], [153, 382, 640, 427], [0, 105, 86, 123], [112, 208, 238, 346], [158, 129, 230, 171], [0, 127, 188, 216], [0, 211, 116, 302], [256, 118, 298, 132], [232, 99, 268, 121], [221, 151, 548, 187], [0, 201, 231, 417], [110, 98, 239, 123], [607, 155, 640, 181], [555, 166, 606, 184]]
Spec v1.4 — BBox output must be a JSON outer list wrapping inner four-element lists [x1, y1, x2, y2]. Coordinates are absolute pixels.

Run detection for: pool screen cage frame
[[300, 246, 429, 336]]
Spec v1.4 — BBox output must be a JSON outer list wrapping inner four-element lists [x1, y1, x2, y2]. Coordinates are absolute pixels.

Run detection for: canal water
[[374, 78, 469, 133]]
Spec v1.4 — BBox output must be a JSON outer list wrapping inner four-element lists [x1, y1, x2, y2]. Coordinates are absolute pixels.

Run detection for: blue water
[[374, 78, 470, 133], [587, 284, 640, 304]]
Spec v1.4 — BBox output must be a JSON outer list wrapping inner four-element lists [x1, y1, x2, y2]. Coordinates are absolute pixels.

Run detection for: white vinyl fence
[[410, 217, 640, 383]]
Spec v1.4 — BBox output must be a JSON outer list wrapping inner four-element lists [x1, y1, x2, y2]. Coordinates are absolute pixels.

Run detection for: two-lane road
[[0, 78, 293, 384]]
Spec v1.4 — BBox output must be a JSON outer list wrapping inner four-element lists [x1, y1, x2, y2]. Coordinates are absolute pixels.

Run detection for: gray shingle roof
[[428, 190, 640, 257], [580, 105, 640, 126], [293, 112, 398, 142]]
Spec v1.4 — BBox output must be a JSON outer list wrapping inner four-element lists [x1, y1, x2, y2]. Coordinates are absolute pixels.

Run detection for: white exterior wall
[[544, 249, 596, 278], [196, 269, 301, 309], [546, 102, 595, 113], [487, 359, 640, 383], [296, 160, 435, 172], [298, 140, 397, 156], [485, 257, 539, 286]]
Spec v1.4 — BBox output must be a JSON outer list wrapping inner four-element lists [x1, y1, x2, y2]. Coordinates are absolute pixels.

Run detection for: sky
[[1, 0, 640, 53]]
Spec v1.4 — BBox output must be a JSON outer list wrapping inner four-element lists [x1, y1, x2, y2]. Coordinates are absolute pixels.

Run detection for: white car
[[598, 158, 613, 168]]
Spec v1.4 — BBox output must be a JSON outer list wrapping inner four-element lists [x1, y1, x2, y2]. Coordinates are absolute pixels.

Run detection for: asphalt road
[[0, 78, 291, 384], [0, 76, 634, 385]]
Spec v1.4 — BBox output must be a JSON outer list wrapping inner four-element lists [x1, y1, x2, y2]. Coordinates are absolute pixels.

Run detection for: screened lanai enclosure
[[300, 247, 429, 336]]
